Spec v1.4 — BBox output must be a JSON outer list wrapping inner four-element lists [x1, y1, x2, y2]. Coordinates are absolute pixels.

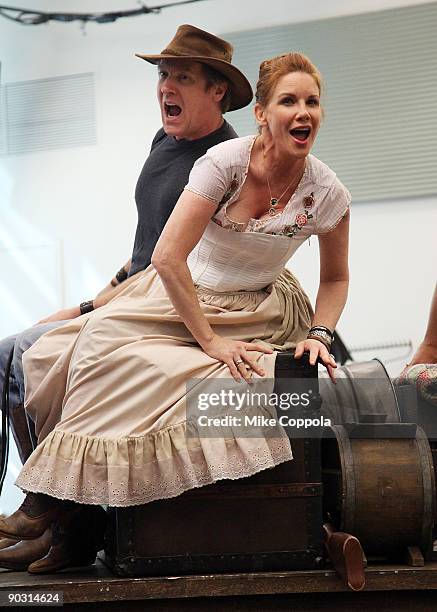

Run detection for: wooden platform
[[1, 559, 437, 610]]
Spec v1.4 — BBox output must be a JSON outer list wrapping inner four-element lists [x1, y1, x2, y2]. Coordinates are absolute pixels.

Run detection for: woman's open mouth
[[289, 127, 311, 143], [164, 103, 182, 118]]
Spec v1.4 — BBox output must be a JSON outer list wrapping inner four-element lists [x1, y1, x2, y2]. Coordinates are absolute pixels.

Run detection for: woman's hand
[[294, 338, 337, 383], [202, 334, 274, 382]]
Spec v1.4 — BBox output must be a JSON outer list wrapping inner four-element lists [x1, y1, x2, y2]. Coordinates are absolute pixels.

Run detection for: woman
[[0, 52, 349, 570]]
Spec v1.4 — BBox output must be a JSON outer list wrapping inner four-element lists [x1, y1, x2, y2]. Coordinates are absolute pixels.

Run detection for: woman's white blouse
[[184, 135, 351, 292]]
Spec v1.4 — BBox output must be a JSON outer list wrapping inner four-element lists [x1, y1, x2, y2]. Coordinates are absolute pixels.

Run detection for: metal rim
[[372, 357, 402, 422], [330, 425, 356, 533], [415, 425, 436, 556]]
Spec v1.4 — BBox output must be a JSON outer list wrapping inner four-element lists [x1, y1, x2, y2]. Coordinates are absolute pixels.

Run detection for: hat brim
[[135, 53, 253, 112]]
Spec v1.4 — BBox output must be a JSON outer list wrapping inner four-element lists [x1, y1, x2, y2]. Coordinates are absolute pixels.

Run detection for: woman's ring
[[235, 359, 244, 366]]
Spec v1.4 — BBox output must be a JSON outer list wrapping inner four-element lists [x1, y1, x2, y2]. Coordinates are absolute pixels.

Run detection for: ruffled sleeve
[[184, 152, 231, 205], [315, 176, 351, 234]]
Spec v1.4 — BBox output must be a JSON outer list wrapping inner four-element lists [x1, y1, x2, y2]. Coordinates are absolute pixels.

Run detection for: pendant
[[269, 197, 278, 216]]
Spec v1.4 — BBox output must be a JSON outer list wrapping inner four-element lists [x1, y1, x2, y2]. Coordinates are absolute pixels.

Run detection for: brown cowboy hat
[[135, 24, 252, 112]]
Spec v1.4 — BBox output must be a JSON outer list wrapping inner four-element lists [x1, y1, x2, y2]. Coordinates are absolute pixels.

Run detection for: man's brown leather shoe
[[0, 537, 19, 550], [27, 519, 95, 574], [27, 505, 107, 575], [0, 493, 61, 540], [27, 542, 96, 574], [0, 529, 52, 571]]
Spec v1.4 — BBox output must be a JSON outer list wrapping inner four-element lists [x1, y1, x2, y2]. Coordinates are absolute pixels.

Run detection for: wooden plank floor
[[1, 559, 437, 610]]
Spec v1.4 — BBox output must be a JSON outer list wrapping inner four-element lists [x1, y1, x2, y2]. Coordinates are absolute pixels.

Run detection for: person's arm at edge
[[409, 284, 437, 366]]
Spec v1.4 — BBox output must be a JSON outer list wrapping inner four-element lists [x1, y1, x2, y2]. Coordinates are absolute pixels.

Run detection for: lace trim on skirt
[[15, 419, 293, 506]]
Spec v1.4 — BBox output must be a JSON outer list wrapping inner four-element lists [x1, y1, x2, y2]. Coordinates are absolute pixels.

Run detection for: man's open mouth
[[164, 103, 182, 117], [290, 127, 311, 141]]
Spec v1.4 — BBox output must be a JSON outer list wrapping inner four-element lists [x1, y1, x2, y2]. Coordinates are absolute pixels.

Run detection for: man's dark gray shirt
[[129, 120, 238, 277]]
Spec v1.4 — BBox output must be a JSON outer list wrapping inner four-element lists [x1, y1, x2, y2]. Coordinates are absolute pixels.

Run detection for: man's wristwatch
[[79, 300, 94, 315]]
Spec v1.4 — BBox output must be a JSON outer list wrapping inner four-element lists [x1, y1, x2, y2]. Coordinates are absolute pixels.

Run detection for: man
[[0, 24, 252, 572]]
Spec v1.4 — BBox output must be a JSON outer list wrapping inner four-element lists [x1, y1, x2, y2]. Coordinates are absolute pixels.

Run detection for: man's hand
[[37, 306, 81, 325]]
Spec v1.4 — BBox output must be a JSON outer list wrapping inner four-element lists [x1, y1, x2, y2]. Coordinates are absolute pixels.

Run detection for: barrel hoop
[[416, 425, 436, 557], [331, 425, 356, 533]]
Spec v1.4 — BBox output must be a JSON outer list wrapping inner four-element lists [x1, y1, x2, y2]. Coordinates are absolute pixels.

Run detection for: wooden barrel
[[322, 423, 436, 559]]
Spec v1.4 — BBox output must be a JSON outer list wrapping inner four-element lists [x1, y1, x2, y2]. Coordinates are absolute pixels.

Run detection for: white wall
[[1, 0, 436, 349]]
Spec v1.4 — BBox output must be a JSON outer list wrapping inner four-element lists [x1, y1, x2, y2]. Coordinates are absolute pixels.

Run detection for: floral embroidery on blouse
[[279, 211, 313, 237], [217, 173, 239, 211], [269, 197, 315, 237], [212, 181, 316, 237], [303, 192, 315, 208], [212, 215, 245, 232]]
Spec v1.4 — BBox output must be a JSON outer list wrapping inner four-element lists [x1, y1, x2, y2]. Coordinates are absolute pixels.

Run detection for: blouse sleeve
[[184, 152, 230, 205], [316, 177, 351, 234]]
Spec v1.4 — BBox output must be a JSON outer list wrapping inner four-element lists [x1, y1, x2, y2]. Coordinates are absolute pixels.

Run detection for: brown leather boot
[[27, 505, 107, 575], [0, 537, 19, 550], [27, 539, 96, 574], [0, 493, 62, 540], [0, 529, 52, 571]]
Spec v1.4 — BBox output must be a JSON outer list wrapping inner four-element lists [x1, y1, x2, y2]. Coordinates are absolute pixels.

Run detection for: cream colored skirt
[[16, 267, 312, 506]]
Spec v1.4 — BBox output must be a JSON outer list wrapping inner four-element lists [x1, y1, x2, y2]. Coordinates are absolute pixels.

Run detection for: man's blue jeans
[[0, 321, 68, 463]]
